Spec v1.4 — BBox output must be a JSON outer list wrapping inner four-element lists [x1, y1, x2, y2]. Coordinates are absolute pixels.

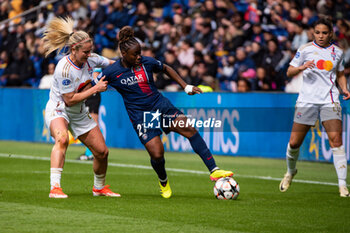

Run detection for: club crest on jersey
[[55, 110, 63, 115], [331, 47, 336, 61], [135, 66, 141, 72], [88, 67, 93, 76], [142, 134, 148, 140], [296, 112, 302, 119]]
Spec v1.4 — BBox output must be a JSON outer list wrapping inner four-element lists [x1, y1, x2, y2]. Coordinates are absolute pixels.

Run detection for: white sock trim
[[210, 167, 219, 173], [159, 177, 168, 183], [287, 143, 300, 154], [50, 168, 63, 189], [94, 173, 106, 190], [50, 168, 63, 173], [332, 145, 345, 155]]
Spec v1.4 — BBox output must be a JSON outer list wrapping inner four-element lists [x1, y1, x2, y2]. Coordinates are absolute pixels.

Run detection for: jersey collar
[[67, 56, 83, 70], [312, 40, 333, 49]]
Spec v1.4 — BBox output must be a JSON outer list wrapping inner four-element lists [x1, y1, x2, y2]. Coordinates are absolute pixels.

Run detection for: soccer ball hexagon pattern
[[214, 177, 240, 200]]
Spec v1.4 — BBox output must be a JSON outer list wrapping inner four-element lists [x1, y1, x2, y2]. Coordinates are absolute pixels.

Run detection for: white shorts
[[45, 99, 97, 139], [293, 101, 342, 126]]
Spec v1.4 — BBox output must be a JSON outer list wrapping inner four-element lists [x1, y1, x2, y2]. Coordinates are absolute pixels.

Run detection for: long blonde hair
[[42, 16, 92, 57]]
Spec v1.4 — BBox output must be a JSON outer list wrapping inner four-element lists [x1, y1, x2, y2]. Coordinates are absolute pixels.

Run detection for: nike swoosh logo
[[116, 73, 123, 78]]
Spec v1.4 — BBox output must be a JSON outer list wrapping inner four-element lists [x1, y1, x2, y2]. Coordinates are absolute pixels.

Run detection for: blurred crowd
[[0, 0, 350, 92]]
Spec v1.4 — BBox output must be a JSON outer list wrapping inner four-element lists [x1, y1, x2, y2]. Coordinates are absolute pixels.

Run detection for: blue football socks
[[151, 158, 167, 186], [189, 132, 217, 171]]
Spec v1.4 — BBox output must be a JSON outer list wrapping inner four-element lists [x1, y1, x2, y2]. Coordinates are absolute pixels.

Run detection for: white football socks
[[286, 143, 299, 175], [210, 167, 219, 173], [50, 168, 63, 189], [94, 173, 106, 190], [332, 146, 347, 187]]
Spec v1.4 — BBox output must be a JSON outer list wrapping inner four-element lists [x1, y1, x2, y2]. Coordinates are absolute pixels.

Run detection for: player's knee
[[187, 126, 197, 135], [55, 131, 69, 148], [289, 140, 301, 149], [181, 126, 197, 138], [330, 138, 342, 148], [103, 148, 109, 158], [94, 147, 109, 160], [150, 148, 164, 161], [326, 132, 342, 147]]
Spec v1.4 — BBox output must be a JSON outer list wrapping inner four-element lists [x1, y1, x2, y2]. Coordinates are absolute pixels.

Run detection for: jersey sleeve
[[88, 53, 110, 68], [92, 72, 105, 86], [55, 68, 75, 94], [289, 49, 304, 67], [147, 56, 163, 73], [92, 63, 115, 87], [337, 52, 345, 72]]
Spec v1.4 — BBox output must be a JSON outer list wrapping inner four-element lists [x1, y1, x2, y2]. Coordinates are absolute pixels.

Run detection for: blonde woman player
[[279, 18, 350, 197], [43, 17, 120, 198]]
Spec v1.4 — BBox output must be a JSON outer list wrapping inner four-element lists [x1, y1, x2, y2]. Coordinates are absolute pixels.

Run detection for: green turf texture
[[0, 141, 349, 233]]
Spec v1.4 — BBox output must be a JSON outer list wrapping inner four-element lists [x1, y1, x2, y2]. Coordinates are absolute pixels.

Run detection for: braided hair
[[118, 26, 140, 53]]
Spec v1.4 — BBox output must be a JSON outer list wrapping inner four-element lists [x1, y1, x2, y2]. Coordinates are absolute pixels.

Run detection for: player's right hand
[[343, 90, 350, 100], [301, 60, 315, 71], [188, 86, 203, 95], [96, 76, 108, 92]]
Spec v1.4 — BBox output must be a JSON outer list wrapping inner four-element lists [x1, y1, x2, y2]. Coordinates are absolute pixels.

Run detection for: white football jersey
[[49, 53, 110, 113], [290, 41, 344, 104]]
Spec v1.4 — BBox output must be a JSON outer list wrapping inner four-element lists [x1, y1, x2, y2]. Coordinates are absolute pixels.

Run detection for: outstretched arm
[[336, 70, 350, 100], [163, 64, 202, 95]]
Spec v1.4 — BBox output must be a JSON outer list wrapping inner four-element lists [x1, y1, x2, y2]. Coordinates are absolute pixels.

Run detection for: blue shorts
[[128, 97, 183, 145]]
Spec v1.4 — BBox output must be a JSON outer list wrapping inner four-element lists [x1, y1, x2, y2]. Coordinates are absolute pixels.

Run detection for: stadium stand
[[0, 0, 349, 91]]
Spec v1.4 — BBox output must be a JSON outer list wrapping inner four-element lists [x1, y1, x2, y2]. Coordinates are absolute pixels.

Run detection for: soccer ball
[[213, 177, 240, 200]]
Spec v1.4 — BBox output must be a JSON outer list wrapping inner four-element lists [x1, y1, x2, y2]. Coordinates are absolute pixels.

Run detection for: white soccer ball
[[213, 177, 240, 200]]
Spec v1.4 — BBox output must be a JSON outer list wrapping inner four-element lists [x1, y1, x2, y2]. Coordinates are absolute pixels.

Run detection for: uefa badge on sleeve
[[143, 109, 161, 129], [62, 79, 71, 86]]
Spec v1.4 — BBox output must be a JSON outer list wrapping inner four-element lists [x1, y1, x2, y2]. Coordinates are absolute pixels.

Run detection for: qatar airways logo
[[121, 74, 146, 86]]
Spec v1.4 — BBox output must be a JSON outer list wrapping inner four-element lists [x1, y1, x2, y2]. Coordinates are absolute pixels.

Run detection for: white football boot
[[279, 170, 297, 192], [339, 186, 350, 197]]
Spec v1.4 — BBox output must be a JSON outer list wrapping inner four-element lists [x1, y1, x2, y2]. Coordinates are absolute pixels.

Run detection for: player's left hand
[[188, 86, 203, 95], [343, 90, 350, 100]]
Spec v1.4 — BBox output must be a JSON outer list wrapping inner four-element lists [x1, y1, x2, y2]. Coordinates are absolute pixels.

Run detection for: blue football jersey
[[98, 56, 164, 111]]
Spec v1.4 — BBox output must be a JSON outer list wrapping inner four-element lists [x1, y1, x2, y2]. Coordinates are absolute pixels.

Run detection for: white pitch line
[[0, 153, 338, 186]]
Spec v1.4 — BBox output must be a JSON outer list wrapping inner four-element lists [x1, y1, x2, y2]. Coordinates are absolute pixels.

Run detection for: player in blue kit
[[95, 26, 233, 198]]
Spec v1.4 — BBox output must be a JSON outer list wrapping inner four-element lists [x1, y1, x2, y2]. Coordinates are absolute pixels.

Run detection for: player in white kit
[[42, 17, 120, 198], [279, 18, 350, 197]]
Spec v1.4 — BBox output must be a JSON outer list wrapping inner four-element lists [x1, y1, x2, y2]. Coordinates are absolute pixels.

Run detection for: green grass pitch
[[0, 141, 349, 233]]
